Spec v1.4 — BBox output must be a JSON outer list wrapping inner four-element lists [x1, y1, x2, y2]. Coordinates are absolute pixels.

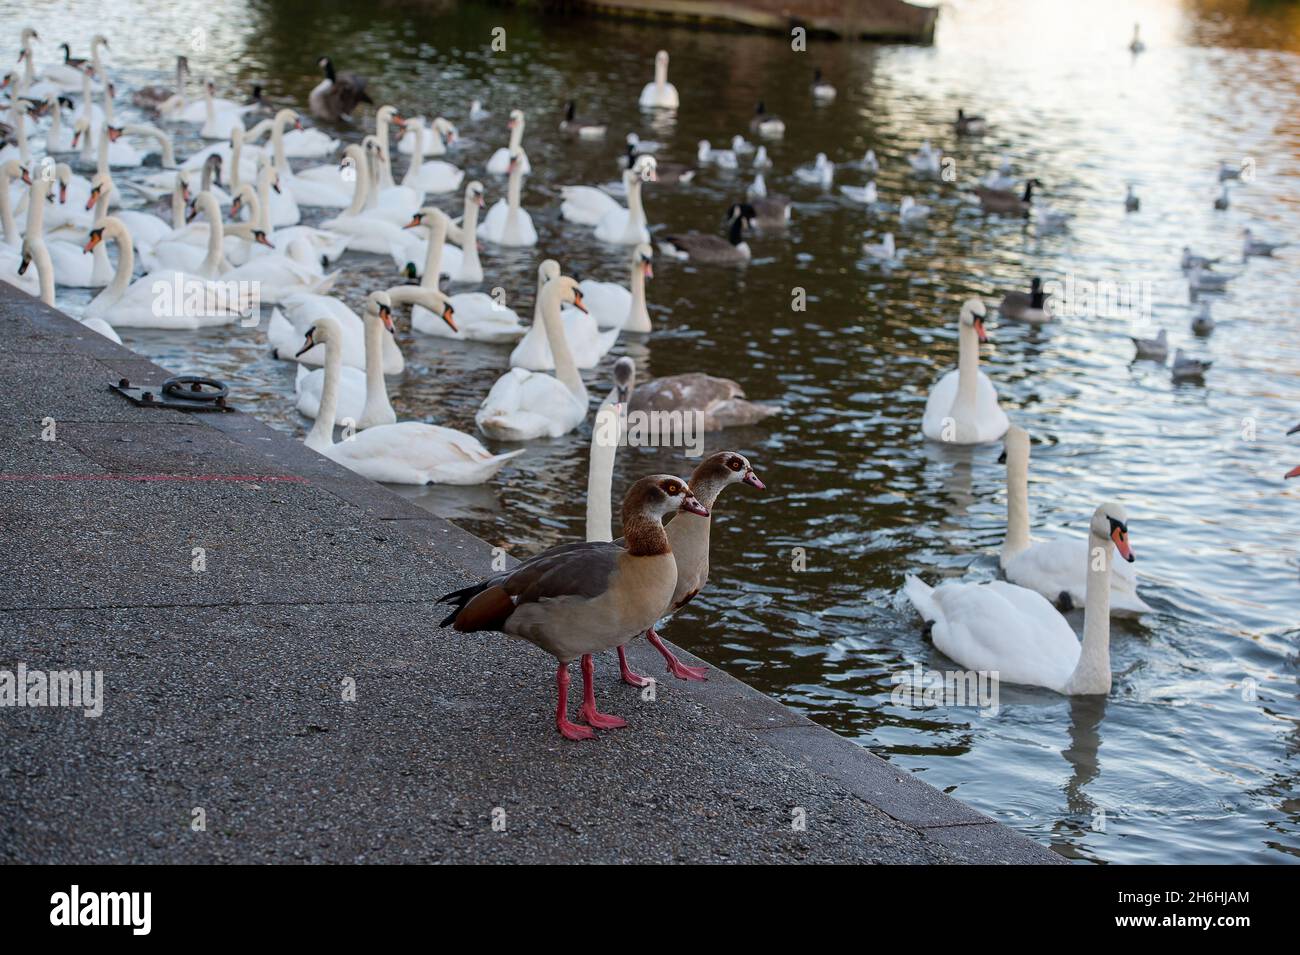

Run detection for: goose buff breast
[[437, 475, 709, 741]]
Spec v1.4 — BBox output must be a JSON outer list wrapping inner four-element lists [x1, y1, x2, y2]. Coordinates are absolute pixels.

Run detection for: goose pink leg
[[578, 654, 627, 729], [556, 662, 595, 741], [617, 645, 651, 687], [647, 628, 709, 681]]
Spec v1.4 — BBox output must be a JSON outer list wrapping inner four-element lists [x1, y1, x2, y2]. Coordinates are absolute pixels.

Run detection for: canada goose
[[560, 100, 606, 139], [811, 68, 836, 101], [976, 179, 1040, 216], [616, 452, 766, 686], [1131, 328, 1168, 361], [659, 203, 754, 265], [745, 173, 791, 227], [1125, 185, 1140, 212], [749, 101, 785, 137], [1171, 349, 1210, 382], [998, 277, 1053, 323], [437, 475, 708, 740], [1214, 184, 1230, 210], [1243, 228, 1286, 257], [309, 56, 372, 121], [954, 107, 986, 135]]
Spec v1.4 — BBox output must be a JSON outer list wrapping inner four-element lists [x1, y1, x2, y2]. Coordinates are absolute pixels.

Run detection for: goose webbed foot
[[647, 628, 709, 681], [578, 654, 627, 729], [556, 661, 596, 741], [617, 645, 652, 687]]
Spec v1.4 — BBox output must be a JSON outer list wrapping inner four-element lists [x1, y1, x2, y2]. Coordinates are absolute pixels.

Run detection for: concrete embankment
[[0, 288, 1058, 864]]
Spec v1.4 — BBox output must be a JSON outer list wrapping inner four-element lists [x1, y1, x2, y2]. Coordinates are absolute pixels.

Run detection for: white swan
[[19, 234, 121, 341], [510, 260, 619, 370], [397, 115, 456, 157], [400, 209, 521, 343], [485, 110, 532, 176], [27, 170, 113, 288], [82, 170, 174, 257], [479, 149, 537, 246], [299, 309, 522, 485], [904, 502, 1137, 695], [477, 275, 592, 441], [0, 161, 40, 296], [578, 242, 654, 332], [320, 145, 419, 255], [639, 51, 680, 109], [146, 192, 230, 279], [269, 291, 404, 374], [232, 161, 348, 266], [246, 108, 337, 160], [82, 216, 249, 329], [920, 298, 1009, 445], [399, 118, 465, 195], [593, 155, 655, 245], [999, 425, 1151, 615], [294, 291, 430, 426]]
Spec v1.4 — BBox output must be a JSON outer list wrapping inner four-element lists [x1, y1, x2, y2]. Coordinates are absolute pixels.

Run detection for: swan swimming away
[[905, 502, 1138, 696]]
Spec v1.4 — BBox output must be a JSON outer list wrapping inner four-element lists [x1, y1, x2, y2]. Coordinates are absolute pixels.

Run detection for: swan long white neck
[[375, 112, 396, 189], [360, 305, 395, 428], [508, 115, 524, 153], [1002, 437, 1031, 563], [305, 334, 341, 452], [126, 125, 174, 167], [586, 402, 622, 542], [504, 154, 524, 237], [0, 165, 20, 243], [49, 97, 64, 145], [626, 256, 650, 332], [623, 171, 647, 244], [96, 122, 111, 177], [1064, 528, 1114, 695], [954, 314, 980, 436], [654, 56, 668, 89], [13, 105, 30, 164], [105, 219, 135, 298], [196, 195, 226, 276], [540, 283, 585, 402], [254, 166, 274, 233], [419, 213, 449, 288], [21, 34, 35, 86], [28, 237, 56, 306], [459, 191, 481, 277], [343, 146, 369, 216], [271, 111, 292, 174], [402, 121, 425, 189]]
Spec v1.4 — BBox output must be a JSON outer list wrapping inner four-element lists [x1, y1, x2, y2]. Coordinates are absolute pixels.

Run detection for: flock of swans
[[1, 26, 1293, 738]]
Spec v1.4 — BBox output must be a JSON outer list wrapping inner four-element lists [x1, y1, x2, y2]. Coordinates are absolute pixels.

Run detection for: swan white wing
[[485, 148, 530, 176], [476, 368, 586, 441], [929, 579, 1080, 692], [326, 422, 523, 485], [593, 208, 649, 245], [1003, 538, 1151, 614], [85, 271, 244, 329], [560, 186, 621, 226], [295, 365, 366, 421], [413, 293, 525, 343], [280, 128, 340, 158], [921, 369, 959, 440], [972, 370, 1010, 443], [407, 161, 464, 194], [480, 199, 538, 246], [578, 279, 633, 330]]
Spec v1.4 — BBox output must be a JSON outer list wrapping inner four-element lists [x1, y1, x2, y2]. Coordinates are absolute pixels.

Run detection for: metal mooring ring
[[161, 376, 229, 403]]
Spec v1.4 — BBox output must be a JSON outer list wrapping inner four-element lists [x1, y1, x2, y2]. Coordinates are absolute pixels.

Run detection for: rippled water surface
[[10, 0, 1299, 862]]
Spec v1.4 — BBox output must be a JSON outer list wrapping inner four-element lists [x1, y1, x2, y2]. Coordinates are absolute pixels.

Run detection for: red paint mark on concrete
[[0, 473, 307, 484]]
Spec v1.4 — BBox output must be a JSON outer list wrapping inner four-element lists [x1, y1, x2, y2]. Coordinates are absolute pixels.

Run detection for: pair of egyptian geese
[[438, 445, 764, 741]]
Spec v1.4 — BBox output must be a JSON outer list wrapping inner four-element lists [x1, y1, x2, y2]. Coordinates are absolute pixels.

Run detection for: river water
[[12, 0, 1299, 862]]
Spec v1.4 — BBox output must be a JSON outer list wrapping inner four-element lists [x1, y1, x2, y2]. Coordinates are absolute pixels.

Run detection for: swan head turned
[[656, 50, 669, 66], [538, 259, 562, 282], [1091, 503, 1135, 562], [467, 180, 485, 206], [296, 316, 343, 358], [632, 154, 657, 182], [544, 274, 586, 312], [508, 109, 524, 128], [960, 298, 989, 342], [364, 291, 396, 333]]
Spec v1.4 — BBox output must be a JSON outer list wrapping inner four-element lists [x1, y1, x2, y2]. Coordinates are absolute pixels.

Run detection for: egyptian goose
[[616, 451, 765, 687], [437, 475, 709, 740]]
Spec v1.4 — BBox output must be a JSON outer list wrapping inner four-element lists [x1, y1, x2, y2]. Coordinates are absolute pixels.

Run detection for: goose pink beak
[[743, 469, 765, 490], [680, 495, 709, 517]]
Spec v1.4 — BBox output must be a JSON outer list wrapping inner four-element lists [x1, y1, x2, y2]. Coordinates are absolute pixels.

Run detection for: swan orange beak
[[294, 328, 318, 358], [572, 290, 588, 314], [19, 167, 31, 185], [106, 125, 122, 143], [974, 317, 989, 343], [1110, 523, 1135, 562], [254, 231, 275, 249], [58, 181, 67, 204], [83, 228, 103, 253], [403, 213, 424, 230], [84, 186, 99, 211], [229, 196, 242, 217], [1285, 465, 1300, 480], [439, 303, 458, 333], [392, 114, 406, 127], [643, 261, 654, 280], [379, 303, 396, 334]]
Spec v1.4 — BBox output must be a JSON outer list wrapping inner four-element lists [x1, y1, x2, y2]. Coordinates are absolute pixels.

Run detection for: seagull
[[1188, 264, 1236, 293], [862, 232, 899, 262], [1181, 246, 1220, 271], [1125, 185, 1140, 212], [899, 195, 932, 224], [1131, 328, 1168, 362], [1214, 184, 1230, 210], [1191, 302, 1214, 336], [1171, 349, 1211, 382], [1243, 228, 1286, 257]]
